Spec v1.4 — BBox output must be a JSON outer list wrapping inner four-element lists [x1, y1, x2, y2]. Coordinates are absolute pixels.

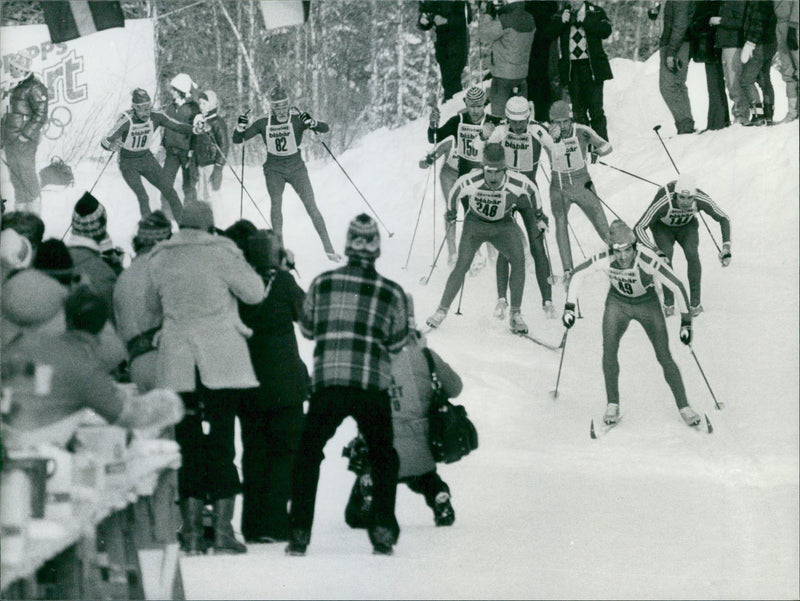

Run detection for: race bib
[[469, 188, 508, 221], [123, 119, 154, 151], [457, 122, 482, 162], [266, 121, 298, 156], [660, 205, 696, 227], [504, 132, 534, 172], [608, 266, 648, 298], [551, 134, 585, 173]]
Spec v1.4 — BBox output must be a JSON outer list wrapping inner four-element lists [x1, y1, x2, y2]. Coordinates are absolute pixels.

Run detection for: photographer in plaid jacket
[[286, 213, 410, 556]]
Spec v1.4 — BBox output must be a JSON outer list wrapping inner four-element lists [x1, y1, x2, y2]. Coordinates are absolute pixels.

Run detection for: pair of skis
[[589, 413, 714, 439]]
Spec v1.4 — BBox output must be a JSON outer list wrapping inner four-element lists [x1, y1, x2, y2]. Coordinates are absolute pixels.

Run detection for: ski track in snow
[[7, 55, 798, 599]]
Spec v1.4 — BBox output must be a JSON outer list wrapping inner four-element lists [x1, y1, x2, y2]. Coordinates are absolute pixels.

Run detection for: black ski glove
[[679, 315, 692, 345], [562, 302, 576, 329], [788, 26, 799, 52]]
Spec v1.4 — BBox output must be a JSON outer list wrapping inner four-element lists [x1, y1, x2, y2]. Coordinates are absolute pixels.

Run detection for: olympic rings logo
[[43, 105, 72, 140]]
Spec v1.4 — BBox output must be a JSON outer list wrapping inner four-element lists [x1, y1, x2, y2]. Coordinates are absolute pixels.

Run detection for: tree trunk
[[217, 0, 265, 112], [247, 0, 257, 111], [213, 2, 222, 72], [396, 0, 404, 123], [236, 0, 243, 104]]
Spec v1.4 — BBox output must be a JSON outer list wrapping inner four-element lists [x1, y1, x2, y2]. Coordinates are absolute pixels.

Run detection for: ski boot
[[603, 403, 620, 425], [663, 304, 675, 318], [543, 300, 556, 319], [433, 492, 455, 527], [679, 406, 701, 427], [690, 303, 704, 318], [426, 307, 448, 329], [494, 297, 508, 319], [285, 529, 310, 556], [509, 310, 528, 335]]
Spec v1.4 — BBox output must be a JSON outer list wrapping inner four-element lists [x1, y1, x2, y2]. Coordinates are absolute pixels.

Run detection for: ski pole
[[585, 180, 623, 221], [403, 165, 431, 269], [568, 222, 586, 258], [314, 132, 394, 237], [688, 345, 725, 410], [89, 151, 116, 194], [454, 280, 465, 315], [596, 160, 659, 187], [652, 125, 722, 253], [549, 329, 570, 399], [238, 107, 251, 220], [420, 220, 455, 285]]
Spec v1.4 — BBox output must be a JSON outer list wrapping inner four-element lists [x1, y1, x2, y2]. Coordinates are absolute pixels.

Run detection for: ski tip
[[705, 413, 714, 434], [590, 419, 596, 439]]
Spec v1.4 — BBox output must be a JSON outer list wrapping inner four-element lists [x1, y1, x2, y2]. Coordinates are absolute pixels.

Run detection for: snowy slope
[[19, 55, 799, 599]]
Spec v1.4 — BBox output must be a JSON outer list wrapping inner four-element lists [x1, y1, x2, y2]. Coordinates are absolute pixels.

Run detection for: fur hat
[[2, 211, 45, 248], [71, 192, 107, 241], [1, 269, 68, 327], [178, 202, 214, 231], [134, 210, 172, 250], [345, 213, 380, 260], [223, 219, 258, 254], [65, 285, 109, 335], [33, 238, 75, 285], [1, 229, 33, 272]]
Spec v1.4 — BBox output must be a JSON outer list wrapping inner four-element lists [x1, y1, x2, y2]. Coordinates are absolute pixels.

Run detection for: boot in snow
[[679, 406, 701, 427]]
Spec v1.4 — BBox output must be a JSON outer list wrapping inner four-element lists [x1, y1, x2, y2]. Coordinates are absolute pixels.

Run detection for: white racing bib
[[660, 202, 696, 227], [468, 188, 508, 221], [552, 133, 585, 173], [456, 122, 483, 162], [123, 118, 154, 151], [608, 265, 648, 298], [266, 120, 298, 156], [503, 131, 535, 172]]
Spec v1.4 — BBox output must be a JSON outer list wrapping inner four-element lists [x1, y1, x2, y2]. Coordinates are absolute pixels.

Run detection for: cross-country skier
[[233, 85, 340, 262], [538, 99, 612, 279], [425, 143, 547, 335], [101, 88, 196, 220], [633, 173, 732, 318], [484, 96, 554, 319], [561, 219, 702, 427]]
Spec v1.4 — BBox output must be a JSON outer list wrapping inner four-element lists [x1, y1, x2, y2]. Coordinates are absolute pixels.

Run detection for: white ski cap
[[170, 73, 194, 95], [674, 173, 697, 197], [505, 96, 531, 121]]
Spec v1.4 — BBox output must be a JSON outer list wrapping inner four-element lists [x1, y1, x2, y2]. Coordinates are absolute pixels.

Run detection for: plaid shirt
[[300, 260, 409, 392]]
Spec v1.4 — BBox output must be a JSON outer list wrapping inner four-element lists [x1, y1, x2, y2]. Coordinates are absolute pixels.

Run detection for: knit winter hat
[[549, 100, 571, 121], [608, 219, 636, 250], [505, 96, 531, 121], [134, 210, 172, 249], [345, 213, 380, 260], [2, 211, 45, 248], [132, 88, 151, 105], [8, 50, 33, 73], [65, 285, 109, 335], [178, 202, 214, 231], [269, 85, 290, 107], [674, 173, 697, 197], [483, 143, 506, 169], [33, 238, 75, 285], [1, 269, 68, 327], [464, 86, 486, 107], [1, 229, 33, 272], [71, 192, 107, 241]]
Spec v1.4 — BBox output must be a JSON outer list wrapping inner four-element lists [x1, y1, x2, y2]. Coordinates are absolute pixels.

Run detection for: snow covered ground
[[12, 54, 799, 599]]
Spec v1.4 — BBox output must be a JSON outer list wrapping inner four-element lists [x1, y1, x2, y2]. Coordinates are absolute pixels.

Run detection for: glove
[[116, 388, 185, 430], [740, 41, 755, 64], [709, 16, 721, 26], [561, 8, 571, 23], [534, 210, 549, 232], [548, 121, 561, 141], [679, 316, 693, 345], [192, 113, 207, 134], [280, 248, 295, 270], [429, 107, 441, 129], [236, 114, 249, 132], [575, 3, 586, 23], [106, 138, 123, 152], [718, 241, 731, 267], [480, 121, 495, 141], [419, 154, 435, 169], [788, 26, 799, 52], [665, 56, 677, 74], [562, 302, 576, 329], [647, 2, 660, 20], [299, 111, 317, 129], [445, 207, 457, 223], [211, 164, 223, 191]]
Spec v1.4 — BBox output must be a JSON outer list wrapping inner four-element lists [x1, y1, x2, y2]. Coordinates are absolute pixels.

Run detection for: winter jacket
[[690, 1, 723, 63], [773, 0, 799, 27], [239, 269, 309, 409], [194, 110, 228, 167], [477, 3, 536, 80], [545, 1, 613, 83], [390, 340, 462, 479], [144, 229, 265, 392], [1, 74, 48, 144], [660, 1, 696, 57], [715, 1, 764, 48], [67, 235, 119, 312], [418, 0, 471, 60], [161, 99, 200, 152]]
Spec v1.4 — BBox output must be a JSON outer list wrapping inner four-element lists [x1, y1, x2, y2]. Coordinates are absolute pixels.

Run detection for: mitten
[[192, 113, 207, 134], [299, 111, 317, 129], [280, 248, 296, 270], [679, 316, 692, 345], [236, 113, 249, 132], [445, 207, 457, 223], [654, 248, 671, 265], [480, 121, 495, 141], [740, 41, 755, 64], [718, 241, 731, 267], [429, 107, 441, 129], [535, 210, 549, 232], [666, 56, 677, 74], [788, 26, 798, 51], [548, 121, 561, 141], [562, 302, 576, 329], [419, 154, 435, 169], [561, 8, 571, 23], [210, 164, 223, 191]]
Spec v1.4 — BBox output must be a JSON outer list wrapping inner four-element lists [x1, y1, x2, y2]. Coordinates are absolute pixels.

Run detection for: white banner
[[0, 19, 157, 166]]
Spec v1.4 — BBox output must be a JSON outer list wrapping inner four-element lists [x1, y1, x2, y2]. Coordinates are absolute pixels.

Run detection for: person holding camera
[[232, 85, 340, 262], [658, 1, 697, 134], [544, 0, 613, 142]]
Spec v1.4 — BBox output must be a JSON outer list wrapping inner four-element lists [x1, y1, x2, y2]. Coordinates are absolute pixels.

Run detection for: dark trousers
[[403, 471, 450, 508], [436, 42, 468, 101], [162, 148, 197, 205], [705, 59, 731, 130], [528, 40, 553, 122], [5, 139, 40, 204], [239, 403, 303, 540], [289, 386, 399, 540], [602, 292, 688, 409], [568, 60, 608, 141], [496, 219, 552, 305], [650, 219, 701, 307], [175, 380, 243, 502], [119, 152, 183, 219]]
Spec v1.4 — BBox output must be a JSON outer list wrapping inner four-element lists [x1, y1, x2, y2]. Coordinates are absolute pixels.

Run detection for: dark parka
[[194, 110, 229, 167], [162, 99, 200, 152], [715, 1, 765, 48], [660, 1, 696, 57], [1, 74, 48, 143], [545, 1, 613, 84]]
